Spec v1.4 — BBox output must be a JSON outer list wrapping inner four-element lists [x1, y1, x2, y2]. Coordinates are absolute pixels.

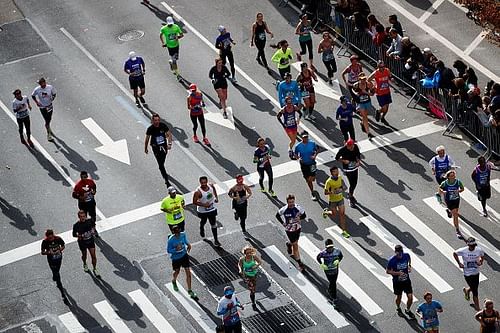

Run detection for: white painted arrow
[[292, 62, 341, 101], [187, 91, 235, 130], [81, 117, 130, 165]]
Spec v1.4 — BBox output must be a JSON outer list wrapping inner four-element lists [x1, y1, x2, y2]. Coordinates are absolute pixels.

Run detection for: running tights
[[152, 146, 170, 185], [345, 170, 358, 196], [323, 59, 336, 79], [299, 39, 313, 60], [257, 165, 273, 191], [220, 50, 235, 78], [255, 41, 268, 68], [190, 114, 206, 137], [17, 116, 31, 138], [326, 272, 338, 300]]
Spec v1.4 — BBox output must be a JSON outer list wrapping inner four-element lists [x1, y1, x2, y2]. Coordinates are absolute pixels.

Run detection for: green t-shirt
[[160, 24, 182, 48]]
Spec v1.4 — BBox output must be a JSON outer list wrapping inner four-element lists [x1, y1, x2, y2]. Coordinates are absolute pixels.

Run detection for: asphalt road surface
[[0, 0, 499, 332]]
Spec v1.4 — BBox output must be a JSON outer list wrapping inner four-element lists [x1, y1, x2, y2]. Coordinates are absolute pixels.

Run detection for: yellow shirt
[[324, 176, 344, 202], [161, 194, 185, 225]]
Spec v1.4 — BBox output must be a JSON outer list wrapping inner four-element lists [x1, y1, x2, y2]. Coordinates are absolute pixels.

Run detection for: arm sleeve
[[271, 50, 280, 64], [338, 251, 344, 261]]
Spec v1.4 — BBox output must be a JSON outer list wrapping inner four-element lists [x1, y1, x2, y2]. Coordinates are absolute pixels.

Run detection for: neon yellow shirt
[[161, 194, 185, 225], [324, 176, 344, 202], [271, 48, 293, 69], [160, 24, 182, 48]]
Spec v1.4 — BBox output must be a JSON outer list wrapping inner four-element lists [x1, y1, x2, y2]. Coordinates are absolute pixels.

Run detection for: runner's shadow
[[303, 112, 344, 147], [0, 196, 37, 236], [233, 84, 276, 116], [27, 147, 71, 186], [91, 275, 147, 328], [244, 231, 287, 279], [360, 161, 412, 200], [142, 2, 188, 33], [201, 145, 249, 178], [378, 144, 433, 182], [63, 289, 112, 332], [266, 68, 282, 81], [301, 218, 324, 241], [234, 117, 262, 149], [51, 135, 99, 180], [95, 238, 149, 288]]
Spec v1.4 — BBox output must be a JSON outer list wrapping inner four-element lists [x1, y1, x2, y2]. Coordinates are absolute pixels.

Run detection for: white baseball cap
[[166, 16, 174, 25], [128, 51, 136, 60], [218, 25, 225, 32]]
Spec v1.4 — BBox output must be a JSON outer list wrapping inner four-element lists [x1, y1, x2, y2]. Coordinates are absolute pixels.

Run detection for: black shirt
[[72, 219, 95, 243], [41, 237, 65, 262], [209, 66, 230, 83], [335, 145, 361, 171], [146, 123, 169, 147]]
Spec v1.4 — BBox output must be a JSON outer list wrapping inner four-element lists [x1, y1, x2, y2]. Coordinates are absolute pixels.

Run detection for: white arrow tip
[[95, 139, 130, 165]]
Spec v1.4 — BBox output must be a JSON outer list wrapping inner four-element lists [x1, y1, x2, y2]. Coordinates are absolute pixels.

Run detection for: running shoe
[[286, 242, 292, 255], [311, 194, 318, 201], [136, 99, 141, 107], [234, 211, 239, 221], [27, 139, 34, 148], [230, 77, 237, 83], [396, 307, 404, 316], [322, 208, 330, 219], [188, 290, 198, 299], [298, 261, 305, 272], [202, 137, 211, 146], [214, 240, 222, 247], [349, 201, 356, 208], [456, 231, 464, 240], [368, 133, 375, 140], [268, 190, 277, 198], [252, 303, 258, 311], [192, 135, 199, 143], [93, 268, 101, 277], [446, 209, 452, 218], [328, 79, 333, 85], [83, 263, 89, 272], [303, 114, 310, 120], [223, 112, 228, 119], [482, 209, 488, 217], [256, 58, 263, 66], [47, 132, 54, 142], [341, 230, 351, 238], [259, 188, 267, 193], [375, 110, 381, 122], [139, 96, 146, 104], [296, 53, 302, 61], [20, 138, 27, 145], [172, 280, 179, 291], [200, 229, 205, 239], [463, 287, 470, 301], [404, 309, 416, 319], [434, 192, 442, 203]]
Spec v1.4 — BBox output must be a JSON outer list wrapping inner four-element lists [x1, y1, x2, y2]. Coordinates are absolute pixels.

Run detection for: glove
[[333, 260, 340, 267], [320, 264, 328, 271]]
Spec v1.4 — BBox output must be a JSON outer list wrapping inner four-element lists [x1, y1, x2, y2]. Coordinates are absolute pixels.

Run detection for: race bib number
[[52, 253, 62, 260], [280, 58, 289, 65], [310, 164, 317, 172], [347, 161, 356, 169], [323, 52, 334, 61], [380, 82, 389, 89], [301, 90, 310, 99], [466, 261, 477, 268], [258, 32, 266, 40], [168, 33, 177, 40], [173, 212, 182, 220], [359, 94, 370, 103], [84, 192, 94, 202], [155, 136, 166, 145], [46, 105, 53, 112]]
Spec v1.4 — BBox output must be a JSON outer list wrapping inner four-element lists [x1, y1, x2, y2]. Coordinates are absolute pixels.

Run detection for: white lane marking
[[128, 289, 176, 333], [290, 62, 341, 101], [383, 0, 500, 83], [423, 197, 500, 264], [165, 283, 216, 333], [299, 236, 383, 315], [0, 99, 106, 221], [0, 120, 443, 268], [59, 27, 224, 188], [492, 179, 500, 193], [93, 301, 133, 333], [58, 312, 88, 333], [0, 51, 52, 66], [419, 0, 446, 23], [391, 205, 487, 281], [325, 226, 414, 303], [264, 245, 350, 328], [360, 215, 453, 293], [464, 31, 489, 56], [461, 187, 500, 224], [159, 1, 335, 154], [81, 118, 130, 165]]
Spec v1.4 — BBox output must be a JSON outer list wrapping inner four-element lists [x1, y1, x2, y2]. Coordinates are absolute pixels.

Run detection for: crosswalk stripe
[[58, 312, 88, 333], [360, 216, 453, 293], [423, 197, 500, 264], [165, 283, 216, 333], [93, 300, 133, 333], [263, 245, 350, 328], [325, 226, 416, 303], [298, 236, 383, 315], [461, 187, 500, 223], [128, 289, 176, 333], [391, 205, 487, 282], [491, 179, 500, 193]]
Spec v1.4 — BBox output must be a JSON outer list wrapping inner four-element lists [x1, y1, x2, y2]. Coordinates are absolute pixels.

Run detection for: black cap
[[395, 244, 403, 252], [13, 89, 21, 95]]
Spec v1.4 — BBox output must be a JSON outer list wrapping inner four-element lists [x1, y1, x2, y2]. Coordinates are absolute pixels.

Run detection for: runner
[[296, 62, 318, 120], [253, 137, 276, 197], [475, 299, 500, 333], [453, 237, 484, 311], [352, 72, 375, 138], [216, 286, 243, 333], [123, 51, 146, 107], [166, 224, 197, 299], [161, 186, 186, 232], [317, 31, 337, 84], [12, 89, 33, 147], [144, 114, 173, 186], [335, 139, 361, 208], [295, 14, 314, 68], [41, 229, 65, 289], [228, 175, 252, 233], [471, 156, 492, 217], [192, 176, 221, 247], [429, 145, 455, 201], [323, 166, 350, 238], [439, 170, 465, 239], [386, 244, 415, 319], [294, 132, 318, 201], [335, 96, 356, 142], [275, 194, 307, 271], [160, 16, 184, 79], [238, 245, 262, 310], [316, 239, 343, 308], [341, 55, 363, 106], [72, 171, 97, 235], [250, 12, 273, 69], [276, 95, 302, 160], [277, 72, 301, 107], [209, 58, 231, 119], [215, 25, 237, 83], [31, 78, 57, 141], [72, 210, 100, 277], [187, 83, 210, 145], [271, 40, 293, 80], [416, 292, 443, 333], [368, 60, 393, 125]]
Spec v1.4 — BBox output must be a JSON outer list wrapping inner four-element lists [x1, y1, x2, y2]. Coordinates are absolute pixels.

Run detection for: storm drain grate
[[191, 253, 241, 287], [243, 303, 315, 333], [118, 29, 144, 41]]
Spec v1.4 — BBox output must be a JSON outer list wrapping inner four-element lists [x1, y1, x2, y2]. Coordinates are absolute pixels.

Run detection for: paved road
[[0, 0, 499, 332]]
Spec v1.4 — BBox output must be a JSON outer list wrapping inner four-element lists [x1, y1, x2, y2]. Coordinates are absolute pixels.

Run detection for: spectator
[[335, 0, 352, 18], [488, 83, 500, 111], [373, 24, 388, 47], [399, 37, 415, 61], [491, 109, 500, 129], [477, 95, 492, 127], [435, 60, 455, 90], [465, 87, 482, 111], [349, 0, 371, 20], [420, 48, 438, 74], [386, 28, 402, 58], [388, 14, 404, 36], [404, 45, 424, 80], [453, 60, 467, 78], [451, 77, 467, 99], [465, 67, 478, 88], [367, 14, 380, 37], [352, 11, 369, 31], [484, 80, 495, 97]]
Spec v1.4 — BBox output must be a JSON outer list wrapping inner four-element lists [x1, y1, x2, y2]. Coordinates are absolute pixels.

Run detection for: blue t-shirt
[[124, 57, 145, 77], [417, 301, 442, 328], [278, 80, 301, 106], [216, 32, 232, 50], [294, 141, 317, 165], [166, 232, 189, 260], [336, 104, 354, 126], [387, 253, 411, 282]]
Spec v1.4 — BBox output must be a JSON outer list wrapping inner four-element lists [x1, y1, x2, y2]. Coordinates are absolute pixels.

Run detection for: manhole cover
[[118, 30, 144, 42], [191, 253, 241, 287], [243, 303, 315, 333]]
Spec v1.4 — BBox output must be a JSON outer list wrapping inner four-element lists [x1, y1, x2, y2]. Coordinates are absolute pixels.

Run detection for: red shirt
[[73, 179, 96, 203], [374, 68, 391, 96], [188, 92, 204, 116]]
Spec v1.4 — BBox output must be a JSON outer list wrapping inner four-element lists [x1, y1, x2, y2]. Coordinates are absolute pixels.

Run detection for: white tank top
[[196, 185, 216, 213]]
